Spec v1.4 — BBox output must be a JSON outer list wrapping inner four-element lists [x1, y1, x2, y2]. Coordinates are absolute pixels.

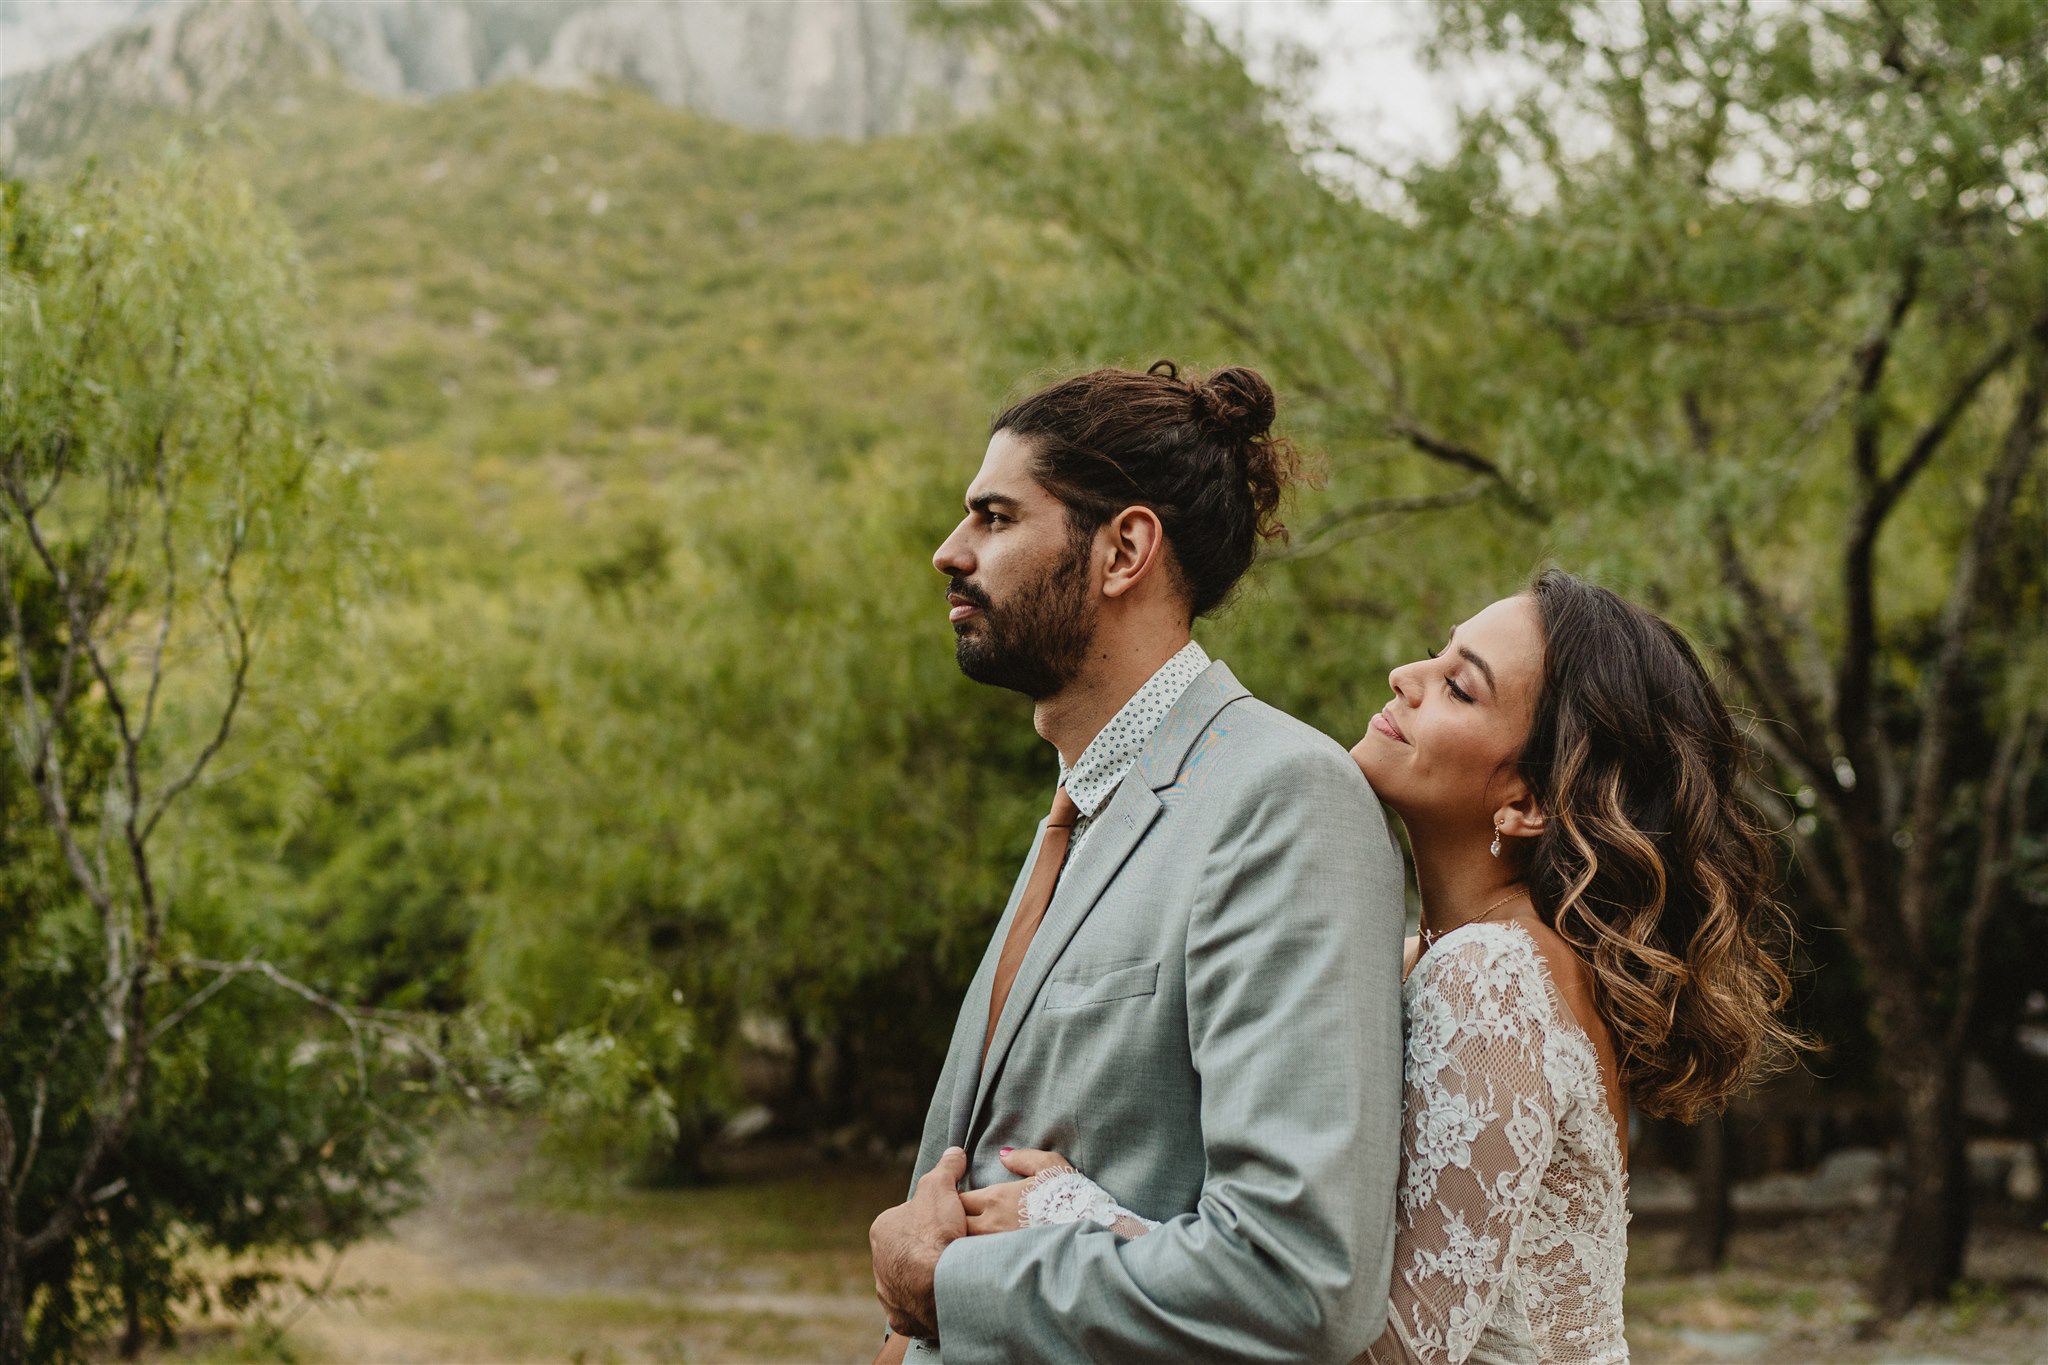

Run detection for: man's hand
[[870, 1146, 969, 1339]]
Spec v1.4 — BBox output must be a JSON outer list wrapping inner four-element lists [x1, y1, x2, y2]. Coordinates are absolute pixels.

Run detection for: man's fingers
[[922, 1145, 968, 1189], [998, 1147, 1068, 1176]]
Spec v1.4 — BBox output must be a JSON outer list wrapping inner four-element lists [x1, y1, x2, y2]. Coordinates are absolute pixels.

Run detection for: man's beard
[[950, 536, 1096, 701]]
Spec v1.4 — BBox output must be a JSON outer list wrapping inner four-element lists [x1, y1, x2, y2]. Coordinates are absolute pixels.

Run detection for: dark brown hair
[[991, 360, 1307, 618], [1519, 569, 1803, 1122]]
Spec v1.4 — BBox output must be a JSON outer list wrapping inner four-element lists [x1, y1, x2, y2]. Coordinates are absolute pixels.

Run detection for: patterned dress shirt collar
[[1057, 639, 1211, 849]]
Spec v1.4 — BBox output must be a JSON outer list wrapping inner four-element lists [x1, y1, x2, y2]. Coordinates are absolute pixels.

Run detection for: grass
[[140, 1117, 2048, 1365], [1623, 1218, 2048, 1364], [157, 1117, 901, 1364]]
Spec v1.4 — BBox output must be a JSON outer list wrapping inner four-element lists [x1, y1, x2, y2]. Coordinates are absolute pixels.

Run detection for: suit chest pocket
[[1041, 959, 1160, 1011]]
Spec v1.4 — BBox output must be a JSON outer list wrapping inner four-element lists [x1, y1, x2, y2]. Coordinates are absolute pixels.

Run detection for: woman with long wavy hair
[[956, 570, 1804, 1364]]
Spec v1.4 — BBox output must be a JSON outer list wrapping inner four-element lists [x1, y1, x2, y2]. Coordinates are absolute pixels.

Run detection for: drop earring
[[1490, 827, 1502, 858]]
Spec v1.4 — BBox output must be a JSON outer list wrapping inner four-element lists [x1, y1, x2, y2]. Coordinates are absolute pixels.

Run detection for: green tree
[[937, 0, 2048, 1314], [136, 82, 1063, 1179], [0, 164, 427, 1360]]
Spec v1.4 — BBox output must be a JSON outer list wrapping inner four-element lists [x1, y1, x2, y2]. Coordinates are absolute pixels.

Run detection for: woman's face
[[1351, 594, 1546, 831]]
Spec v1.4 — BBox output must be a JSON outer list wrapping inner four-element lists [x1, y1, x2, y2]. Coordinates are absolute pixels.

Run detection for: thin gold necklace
[[1421, 885, 1529, 951]]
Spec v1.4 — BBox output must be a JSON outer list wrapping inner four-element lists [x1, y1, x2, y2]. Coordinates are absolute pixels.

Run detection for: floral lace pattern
[[1018, 1167, 1161, 1239], [1008, 921, 1627, 1364], [1366, 923, 1629, 1364]]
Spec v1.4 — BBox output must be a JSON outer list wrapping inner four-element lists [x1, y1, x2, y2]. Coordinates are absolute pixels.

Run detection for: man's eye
[[986, 513, 1009, 526]]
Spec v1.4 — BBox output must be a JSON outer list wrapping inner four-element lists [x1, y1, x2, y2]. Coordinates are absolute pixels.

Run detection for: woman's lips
[[1371, 709, 1409, 744]]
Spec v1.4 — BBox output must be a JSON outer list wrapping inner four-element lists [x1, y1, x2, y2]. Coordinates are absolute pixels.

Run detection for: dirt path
[[161, 1121, 2048, 1364], [268, 1123, 899, 1365]]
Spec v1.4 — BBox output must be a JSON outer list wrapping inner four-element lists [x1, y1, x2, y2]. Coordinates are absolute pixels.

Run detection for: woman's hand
[[959, 1147, 1071, 1235]]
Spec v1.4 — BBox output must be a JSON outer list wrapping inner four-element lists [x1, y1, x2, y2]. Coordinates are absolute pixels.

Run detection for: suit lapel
[[968, 776, 1162, 1132], [965, 660, 1252, 1137], [943, 827, 1043, 1143]]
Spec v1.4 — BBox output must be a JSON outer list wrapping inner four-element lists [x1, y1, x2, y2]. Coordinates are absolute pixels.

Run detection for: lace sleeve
[[1016, 1167, 1162, 1239], [1362, 934, 1560, 1365]]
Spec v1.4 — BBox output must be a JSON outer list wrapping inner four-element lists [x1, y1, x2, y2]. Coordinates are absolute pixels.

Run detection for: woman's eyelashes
[[1427, 640, 1474, 703]]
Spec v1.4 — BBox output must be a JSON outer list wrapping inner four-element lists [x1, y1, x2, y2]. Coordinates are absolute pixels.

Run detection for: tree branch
[[1271, 481, 1494, 561], [1836, 261, 1924, 818], [0, 496, 112, 924], [1062, 207, 1550, 523], [1551, 301, 1785, 334], [1899, 338, 2048, 943], [1873, 334, 2022, 519], [157, 956, 467, 1095], [1714, 522, 1838, 794], [1949, 707, 2046, 1051], [1850, 262, 1921, 486], [24, 953, 462, 1264], [11, 980, 120, 1194], [141, 538, 251, 845]]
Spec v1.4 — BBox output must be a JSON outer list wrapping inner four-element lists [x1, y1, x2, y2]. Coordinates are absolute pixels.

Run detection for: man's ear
[[1100, 505, 1167, 600]]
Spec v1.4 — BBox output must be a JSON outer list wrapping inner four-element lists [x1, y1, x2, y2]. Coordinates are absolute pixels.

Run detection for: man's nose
[[933, 522, 973, 577]]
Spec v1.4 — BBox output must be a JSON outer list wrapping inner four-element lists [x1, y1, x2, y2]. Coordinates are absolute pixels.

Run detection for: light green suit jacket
[[903, 660, 1407, 1363]]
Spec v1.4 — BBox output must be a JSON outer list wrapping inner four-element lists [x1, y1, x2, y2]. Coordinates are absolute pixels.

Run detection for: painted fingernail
[[1000, 1146, 1014, 1154]]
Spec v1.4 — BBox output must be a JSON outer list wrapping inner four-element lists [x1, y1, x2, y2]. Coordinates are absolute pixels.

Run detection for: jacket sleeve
[[929, 743, 1407, 1363]]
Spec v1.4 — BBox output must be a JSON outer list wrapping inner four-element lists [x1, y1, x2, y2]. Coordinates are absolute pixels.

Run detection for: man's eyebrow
[[968, 492, 1021, 515], [1458, 646, 1497, 694]]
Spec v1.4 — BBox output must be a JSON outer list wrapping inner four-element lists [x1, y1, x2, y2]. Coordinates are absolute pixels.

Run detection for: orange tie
[[983, 786, 1081, 1062], [872, 791, 1080, 1364]]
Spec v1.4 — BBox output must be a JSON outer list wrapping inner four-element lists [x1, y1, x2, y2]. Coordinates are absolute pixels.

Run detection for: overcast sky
[[1192, 0, 1477, 166]]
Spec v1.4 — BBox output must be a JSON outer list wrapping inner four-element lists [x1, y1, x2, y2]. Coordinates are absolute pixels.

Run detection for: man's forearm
[[933, 1213, 1372, 1365]]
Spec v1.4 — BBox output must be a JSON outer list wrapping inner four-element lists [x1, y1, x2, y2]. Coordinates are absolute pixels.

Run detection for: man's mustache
[[948, 577, 993, 611]]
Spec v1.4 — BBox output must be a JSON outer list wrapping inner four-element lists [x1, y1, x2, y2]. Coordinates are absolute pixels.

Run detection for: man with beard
[[867, 363, 1406, 1363]]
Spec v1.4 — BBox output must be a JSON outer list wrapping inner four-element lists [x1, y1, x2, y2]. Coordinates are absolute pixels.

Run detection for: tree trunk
[[826, 1026, 861, 1130], [784, 1008, 819, 1134], [1679, 1111, 1735, 1273], [1877, 1052, 1970, 1315], [118, 1243, 144, 1360], [0, 1226, 26, 1365], [656, 1104, 718, 1187]]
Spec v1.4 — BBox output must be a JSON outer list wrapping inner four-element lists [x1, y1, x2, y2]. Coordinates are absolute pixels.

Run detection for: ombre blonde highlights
[[1519, 571, 1804, 1123]]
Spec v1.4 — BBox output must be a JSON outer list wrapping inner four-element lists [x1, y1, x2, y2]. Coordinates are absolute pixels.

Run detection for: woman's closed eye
[[1446, 677, 1475, 704]]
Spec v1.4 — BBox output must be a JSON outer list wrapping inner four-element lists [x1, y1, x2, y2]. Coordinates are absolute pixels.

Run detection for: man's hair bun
[[1191, 366, 1277, 442]]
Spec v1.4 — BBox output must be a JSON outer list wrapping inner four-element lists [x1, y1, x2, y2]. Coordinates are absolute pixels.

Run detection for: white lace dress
[[1019, 922, 1629, 1364]]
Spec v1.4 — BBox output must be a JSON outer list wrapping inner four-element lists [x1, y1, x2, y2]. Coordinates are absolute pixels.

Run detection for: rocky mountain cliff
[[0, 0, 984, 169]]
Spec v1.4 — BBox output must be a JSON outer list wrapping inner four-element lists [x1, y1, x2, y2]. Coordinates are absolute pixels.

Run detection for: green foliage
[[934, 0, 2048, 1308], [85, 81, 1062, 1176], [0, 161, 419, 1360], [11, 16, 2038, 1326], [935, 0, 2048, 911]]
